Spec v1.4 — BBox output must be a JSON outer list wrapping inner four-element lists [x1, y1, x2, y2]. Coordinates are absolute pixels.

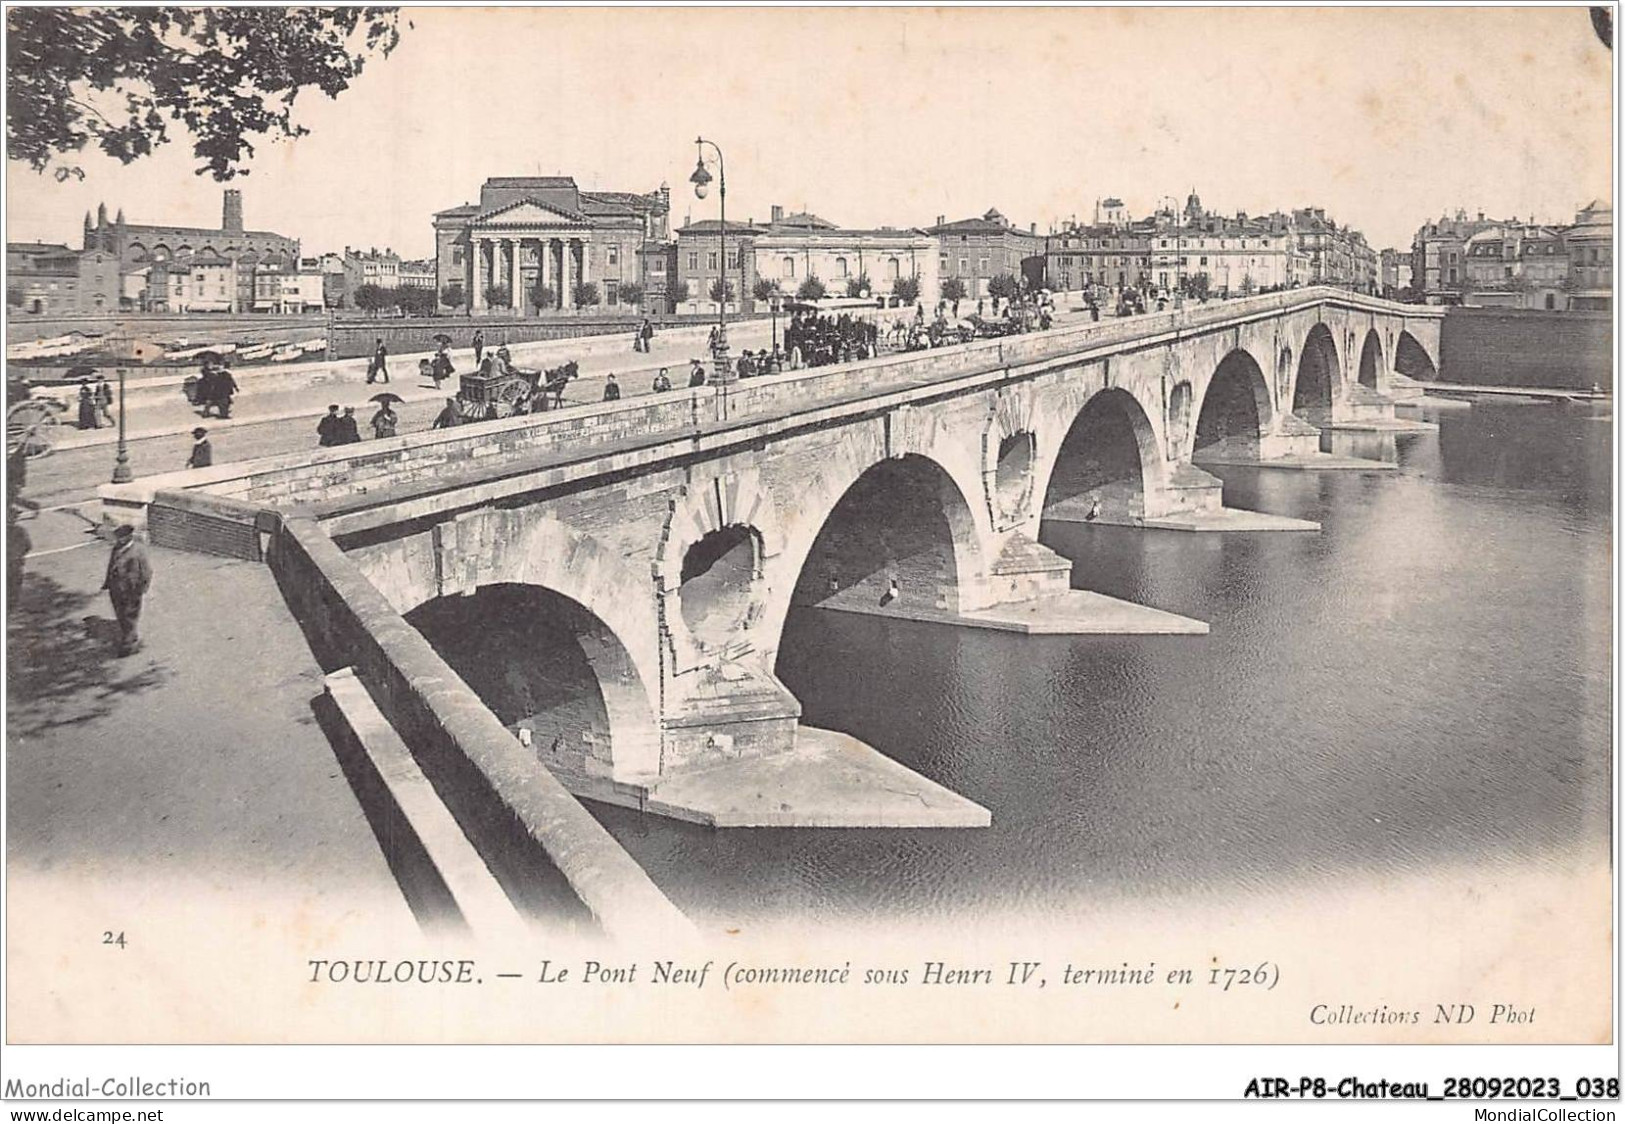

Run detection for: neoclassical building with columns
[[433, 176, 670, 313]]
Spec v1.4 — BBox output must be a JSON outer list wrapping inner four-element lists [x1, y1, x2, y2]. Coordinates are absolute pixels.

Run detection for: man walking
[[367, 337, 389, 384], [102, 524, 152, 657], [603, 373, 621, 401], [93, 376, 115, 427], [472, 329, 486, 366], [317, 404, 342, 446], [338, 406, 362, 444], [185, 427, 212, 469]]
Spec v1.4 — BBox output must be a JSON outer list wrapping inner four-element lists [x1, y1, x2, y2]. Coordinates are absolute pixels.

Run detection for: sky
[[5, 5, 1614, 257]]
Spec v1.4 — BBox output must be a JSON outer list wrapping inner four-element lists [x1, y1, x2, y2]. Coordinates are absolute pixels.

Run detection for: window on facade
[[1200, 257, 1208, 266], [606, 280, 619, 305], [728, 250, 742, 269], [835, 257, 848, 277], [651, 258, 665, 275], [707, 251, 719, 270], [978, 257, 988, 273], [608, 246, 619, 266], [959, 257, 968, 274], [687, 252, 698, 271], [887, 257, 900, 280], [939, 255, 949, 272]]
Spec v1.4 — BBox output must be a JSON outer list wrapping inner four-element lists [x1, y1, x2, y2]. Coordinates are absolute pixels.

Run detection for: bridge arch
[[765, 450, 987, 664], [1357, 328, 1385, 390], [376, 514, 664, 783], [1394, 329, 1438, 381], [1194, 348, 1273, 457], [1036, 386, 1164, 522], [405, 582, 659, 787], [1292, 322, 1340, 426]]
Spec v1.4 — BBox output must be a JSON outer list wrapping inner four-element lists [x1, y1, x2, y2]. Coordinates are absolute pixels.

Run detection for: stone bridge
[[111, 287, 1442, 828]]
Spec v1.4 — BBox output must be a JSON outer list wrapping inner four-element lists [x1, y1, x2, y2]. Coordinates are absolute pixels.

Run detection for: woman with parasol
[[369, 392, 402, 439]]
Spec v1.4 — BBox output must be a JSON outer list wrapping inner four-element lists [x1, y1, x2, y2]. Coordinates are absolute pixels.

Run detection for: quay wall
[[1441, 308, 1613, 391]]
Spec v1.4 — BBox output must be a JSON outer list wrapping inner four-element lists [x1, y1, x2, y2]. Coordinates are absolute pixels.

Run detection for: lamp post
[[689, 137, 733, 394], [110, 322, 132, 484]]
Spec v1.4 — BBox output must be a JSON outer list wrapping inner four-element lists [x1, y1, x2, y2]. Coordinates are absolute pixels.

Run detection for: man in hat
[[93, 376, 115, 427], [317, 404, 341, 446], [602, 372, 621, 401], [337, 406, 362, 444], [185, 427, 212, 469], [102, 524, 152, 657], [367, 337, 389, 384]]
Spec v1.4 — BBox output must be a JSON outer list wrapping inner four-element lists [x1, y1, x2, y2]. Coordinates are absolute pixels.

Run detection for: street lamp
[[689, 137, 733, 392], [110, 322, 132, 484]]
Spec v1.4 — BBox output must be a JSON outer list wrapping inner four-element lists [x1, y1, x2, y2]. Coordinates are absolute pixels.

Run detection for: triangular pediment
[[473, 197, 586, 227]]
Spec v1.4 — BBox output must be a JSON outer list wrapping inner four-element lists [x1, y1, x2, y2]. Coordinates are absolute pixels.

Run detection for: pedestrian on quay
[[432, 397, 461, 429], [367, 337, 390, 384], [370, 402, 398, 440], [338, 406, 362, 444], [93, 376, 115, 427], [641, 318, 655, 352], [317, 404, 342, 446], [418, 358, 436, 387], [652, 367, 672, 393], [209, 363, 238, 419], [432, 345, 454, 387], [101, 524, 152, 657], [472, 329, 486, 366], [77, 379, 99, 430], [185, 427, 212, 469], [688, 359, 708, 387], [603, 373, 621, 401]]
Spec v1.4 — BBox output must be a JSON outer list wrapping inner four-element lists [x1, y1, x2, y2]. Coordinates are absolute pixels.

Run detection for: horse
[[541, 360, 579, 409]]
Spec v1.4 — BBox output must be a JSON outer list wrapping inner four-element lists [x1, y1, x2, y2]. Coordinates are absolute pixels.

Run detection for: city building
[[398, 259, 436, 289], [432, 176, 671, 313], [144, 254, 240, 313], [925, 209, 1046, 300], [7, 241, 121, 315], [1290, 206, 1377, 293], [82, 189, 300, 268], [252, 257, 327, 313], [1409, 210, 1503, 304], [676, 205, 938, 313], [1379, 248, 1414, 300], [1564, 199, 1613, 312]]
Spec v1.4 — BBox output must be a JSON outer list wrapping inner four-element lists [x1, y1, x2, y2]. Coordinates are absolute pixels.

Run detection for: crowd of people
[[783, 312, 881, 369]]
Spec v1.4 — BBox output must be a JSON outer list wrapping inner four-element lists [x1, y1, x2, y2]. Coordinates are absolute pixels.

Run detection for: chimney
[[936, 214, 945, 227], [771, 204, 784, 224], [1477, 211, 1485, 222], [222, 188, 243, 233]]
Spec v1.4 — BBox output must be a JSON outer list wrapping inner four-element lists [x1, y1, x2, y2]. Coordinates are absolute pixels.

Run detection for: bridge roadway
[[106, 286, 1444, 833]]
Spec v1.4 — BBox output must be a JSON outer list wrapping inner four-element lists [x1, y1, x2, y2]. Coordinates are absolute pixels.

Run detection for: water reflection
[[587, 404, 1611, 929]]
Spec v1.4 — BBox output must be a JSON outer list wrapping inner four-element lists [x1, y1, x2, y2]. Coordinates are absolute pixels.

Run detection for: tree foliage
[[892, 275, 921, 305], [987, 272, 1022, 302], [667, 278, 690, 304], [844, 272, 871, 299], [351, 283, 392, 312], [440, 282, 464, 309], [752, 277, 781, 303], [530, 283, 556, 310], [572, 281, 600, 308], [708, 278, 735, 305], [940, 277, 968, 303], [7, 7, 404, 182], [394, 286, 436, 316], [483, 284, 511, 309], [795, 276, 827, 301], [618, 281, 645, 307]]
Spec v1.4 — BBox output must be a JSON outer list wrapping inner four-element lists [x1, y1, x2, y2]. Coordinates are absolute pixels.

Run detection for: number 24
[[102, 931, 125, 948]]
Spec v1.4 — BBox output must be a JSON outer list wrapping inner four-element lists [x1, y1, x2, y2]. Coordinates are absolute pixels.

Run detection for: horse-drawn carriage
[[446, 358, 579, 423]]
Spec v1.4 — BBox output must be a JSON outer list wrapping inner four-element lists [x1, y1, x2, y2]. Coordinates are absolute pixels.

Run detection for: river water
[[589, 400, 1612, 930]]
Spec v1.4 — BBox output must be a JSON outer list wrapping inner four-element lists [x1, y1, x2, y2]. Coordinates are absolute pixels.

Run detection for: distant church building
[[433, 176, 671, 312], [82, 189, 301, 310]]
